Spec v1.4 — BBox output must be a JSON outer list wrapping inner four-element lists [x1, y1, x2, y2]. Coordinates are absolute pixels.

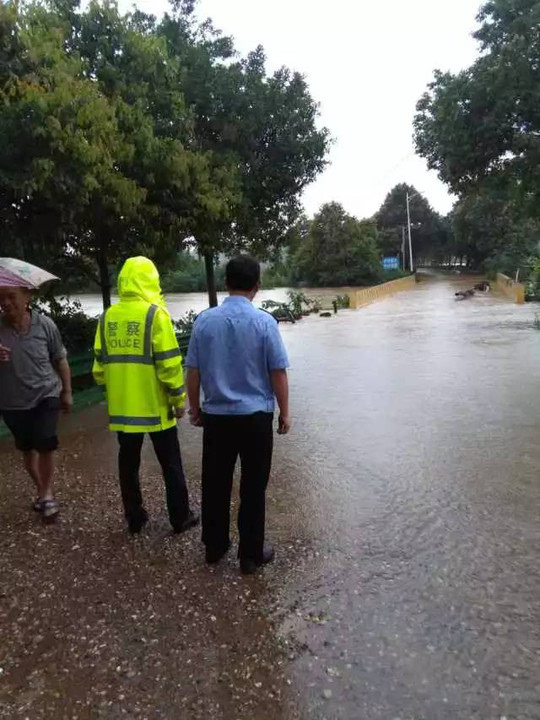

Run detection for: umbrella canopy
[[0, 258, 59, 290]]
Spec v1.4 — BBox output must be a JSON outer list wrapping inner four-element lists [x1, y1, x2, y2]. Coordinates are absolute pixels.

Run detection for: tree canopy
[[156, 8, 330, 303], [451, 186, 540, 273], [0, 0, 329, 307], [413, 0, 540, 273], [375, 183, 447, 267], [414, 0, 540, 204], [291, 202, 381, 287]]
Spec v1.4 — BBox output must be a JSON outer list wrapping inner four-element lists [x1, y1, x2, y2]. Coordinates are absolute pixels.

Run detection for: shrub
[[525, 257, 540, 301], [287, 290, 312, 315], [172, 310, 198, 335], [36, 297, 97, 355], [161, 253, 226, 293], [262, 265, 291, 289], [379, 269, 411, 282]]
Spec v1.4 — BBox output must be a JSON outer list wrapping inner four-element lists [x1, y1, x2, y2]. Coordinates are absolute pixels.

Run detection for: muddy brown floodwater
[[1, 274, 539, 719]]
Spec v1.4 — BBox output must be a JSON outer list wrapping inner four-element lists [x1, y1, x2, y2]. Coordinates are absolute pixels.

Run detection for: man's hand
[[271, 369, 290, 436], [189, 407, 203, 427], [175, 406, 186, 420], [278, 415, 291, 435], [186, 368, 202, 427], [0, 344, 11, 362], [60, 390, 73, 414]]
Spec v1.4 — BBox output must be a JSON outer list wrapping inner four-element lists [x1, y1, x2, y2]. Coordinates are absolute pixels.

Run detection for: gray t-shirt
[[0, 312, 67, 411]]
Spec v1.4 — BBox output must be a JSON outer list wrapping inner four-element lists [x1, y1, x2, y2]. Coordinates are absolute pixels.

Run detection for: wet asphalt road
[[1, 274, 539, 719]]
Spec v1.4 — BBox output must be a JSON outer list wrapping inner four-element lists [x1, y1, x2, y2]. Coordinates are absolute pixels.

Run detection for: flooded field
[[76, 287, 344, 319]]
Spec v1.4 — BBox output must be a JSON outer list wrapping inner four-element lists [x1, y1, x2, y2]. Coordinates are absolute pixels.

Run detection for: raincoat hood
[[118, 257, 165, 307]]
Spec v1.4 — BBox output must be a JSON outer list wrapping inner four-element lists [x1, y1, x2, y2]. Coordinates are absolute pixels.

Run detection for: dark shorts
[[1, 397, 60, 453]]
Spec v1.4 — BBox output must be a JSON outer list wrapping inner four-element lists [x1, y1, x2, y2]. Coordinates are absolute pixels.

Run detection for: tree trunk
[[17, 237, 26, 261], [97, 247, 111, 310], [204, 252, 218, 307]]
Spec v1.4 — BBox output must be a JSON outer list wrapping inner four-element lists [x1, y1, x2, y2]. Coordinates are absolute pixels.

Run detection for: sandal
[[32, 498, 43, 513], [41, 498, 60, 524]]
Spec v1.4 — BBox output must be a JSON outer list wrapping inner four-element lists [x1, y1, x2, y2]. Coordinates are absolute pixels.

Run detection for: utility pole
[[406, 192, 415, 273], [401, 226, 406, 270]]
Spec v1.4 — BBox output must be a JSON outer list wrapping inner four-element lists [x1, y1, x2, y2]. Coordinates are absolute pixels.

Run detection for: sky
[[119, 0, 482, 219]]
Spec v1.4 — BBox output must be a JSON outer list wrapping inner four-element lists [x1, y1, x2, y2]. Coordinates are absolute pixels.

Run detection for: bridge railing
[[349, 274, 417, 309], [495, 273, 525, 304]]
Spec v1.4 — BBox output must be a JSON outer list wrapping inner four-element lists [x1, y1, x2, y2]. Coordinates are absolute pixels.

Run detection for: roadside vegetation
[[414, 0, 540, 294], [0, 0, 330, 309], [3, 0, 540, 317]]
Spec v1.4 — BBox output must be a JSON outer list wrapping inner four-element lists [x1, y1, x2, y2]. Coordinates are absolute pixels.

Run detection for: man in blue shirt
[[185, 256, 290, 575]]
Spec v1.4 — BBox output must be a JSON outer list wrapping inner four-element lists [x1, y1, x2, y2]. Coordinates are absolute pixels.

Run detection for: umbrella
[[0, 258, 59, 289]]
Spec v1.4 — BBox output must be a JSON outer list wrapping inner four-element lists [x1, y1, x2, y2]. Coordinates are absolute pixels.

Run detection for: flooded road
[[1, 274, 539, 718], [272, 274, 540, 718]]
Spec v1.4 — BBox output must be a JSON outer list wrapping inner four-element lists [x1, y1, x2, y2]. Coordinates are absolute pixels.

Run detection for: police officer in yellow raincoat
[[93, 257, 199, 534]]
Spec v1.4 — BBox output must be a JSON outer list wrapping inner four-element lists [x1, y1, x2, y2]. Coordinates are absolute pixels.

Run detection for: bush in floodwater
[[335, 294, 350, 309], [310, 297, 323, 313], [287, 290, 311, 316], [261, 300, 296, 323], [173, 310, 198, 335]]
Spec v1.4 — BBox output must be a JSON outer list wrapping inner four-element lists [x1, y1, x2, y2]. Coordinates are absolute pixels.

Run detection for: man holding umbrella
[[0, 259, 72, 523]]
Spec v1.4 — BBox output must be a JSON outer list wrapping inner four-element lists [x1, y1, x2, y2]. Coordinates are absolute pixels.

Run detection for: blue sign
[[382, 256, 400, 270]]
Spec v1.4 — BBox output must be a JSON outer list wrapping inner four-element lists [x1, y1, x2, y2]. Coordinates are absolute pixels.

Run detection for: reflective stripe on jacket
[[92, 257, 185, 434]]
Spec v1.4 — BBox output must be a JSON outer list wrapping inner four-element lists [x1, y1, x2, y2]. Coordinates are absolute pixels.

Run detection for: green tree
[[452, 185, 540, 272], [376, 183, 447, 267], [414, 0, 540, 212], [414, 0, 540, 274], [158, 6, 330, 305], [0, 0, 238, 308], [1, 0, 328, 308], [0, 0, 145, 307], [58, 0, 236, 306], [160, 251, 226, 293], [261, 215, 310, 288], [293, 203, 381, 286]]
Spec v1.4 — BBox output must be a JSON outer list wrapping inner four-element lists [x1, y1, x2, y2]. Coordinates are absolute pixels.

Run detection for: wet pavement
[[1, 274, 539, 719]]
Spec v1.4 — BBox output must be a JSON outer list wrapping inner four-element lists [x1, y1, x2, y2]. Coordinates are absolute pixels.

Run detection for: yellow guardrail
[[495, 273, 525, 304], [349, 275, 417, 309]]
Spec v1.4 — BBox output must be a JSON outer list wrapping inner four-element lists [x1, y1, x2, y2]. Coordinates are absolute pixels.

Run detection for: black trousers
[[117, 427, 190, 530], [202, 412, 274, 562]]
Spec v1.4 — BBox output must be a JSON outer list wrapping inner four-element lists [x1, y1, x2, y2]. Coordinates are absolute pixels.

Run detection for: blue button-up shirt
[[185, 296, 289, 415]]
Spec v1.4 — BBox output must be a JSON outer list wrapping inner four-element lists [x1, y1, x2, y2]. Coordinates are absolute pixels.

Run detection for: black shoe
[[205, 545, 230, 565], [173, 510, 200, 535], [128, 510, 149, 535], [240, 543, 275, 575]]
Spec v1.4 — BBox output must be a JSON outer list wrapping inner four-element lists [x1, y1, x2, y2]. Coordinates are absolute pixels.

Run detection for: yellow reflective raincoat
[[93, 257, 185, 433]]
